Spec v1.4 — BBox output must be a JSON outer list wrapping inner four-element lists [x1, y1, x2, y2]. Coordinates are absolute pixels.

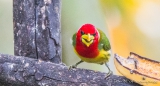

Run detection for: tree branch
[[0, 53, 141, 86]]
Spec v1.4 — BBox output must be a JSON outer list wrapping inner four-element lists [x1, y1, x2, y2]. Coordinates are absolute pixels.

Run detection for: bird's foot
[[69, 60, 83, 70], [69, 65, 77, 70], [105, 70, 113, 79]]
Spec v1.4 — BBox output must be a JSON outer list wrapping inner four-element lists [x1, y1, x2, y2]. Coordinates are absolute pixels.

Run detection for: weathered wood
[[13, 0, 62, 63], [13, 0, 37, 59], [35, 0, 61, 63], [0, 53, 141, 86]]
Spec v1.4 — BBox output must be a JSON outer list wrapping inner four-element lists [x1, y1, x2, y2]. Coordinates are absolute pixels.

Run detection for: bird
[[70, 23, 112, 77]]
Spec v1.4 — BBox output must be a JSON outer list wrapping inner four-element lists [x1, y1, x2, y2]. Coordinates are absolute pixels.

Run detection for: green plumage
[[97, 29, 111, 51], [72, 33, 76, 47]]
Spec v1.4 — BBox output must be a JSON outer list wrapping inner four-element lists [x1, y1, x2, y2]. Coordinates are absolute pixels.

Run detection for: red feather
[[75, 24, 100, 58]]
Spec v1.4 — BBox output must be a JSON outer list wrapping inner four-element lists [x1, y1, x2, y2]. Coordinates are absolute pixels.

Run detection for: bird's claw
[[105, 70, 113, 79], [69, 65, 77, 70]]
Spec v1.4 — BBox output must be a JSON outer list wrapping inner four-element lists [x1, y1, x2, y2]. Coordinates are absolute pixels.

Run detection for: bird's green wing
[[97, 29, 111, 51], [72, 33, 76, 47]]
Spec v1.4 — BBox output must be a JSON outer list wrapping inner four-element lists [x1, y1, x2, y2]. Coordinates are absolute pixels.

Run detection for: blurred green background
[[0, 0, 13, 55], [1, 0, 160, 74]]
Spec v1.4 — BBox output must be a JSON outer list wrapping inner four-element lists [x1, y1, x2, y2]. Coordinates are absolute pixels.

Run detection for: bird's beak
[[81, 33, 94, 47], [87, 33, 91, 42]]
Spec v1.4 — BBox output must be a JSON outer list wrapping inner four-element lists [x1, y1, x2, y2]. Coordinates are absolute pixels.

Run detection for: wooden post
[[13, 0, 37, 59], [13, 0, 62, 63]]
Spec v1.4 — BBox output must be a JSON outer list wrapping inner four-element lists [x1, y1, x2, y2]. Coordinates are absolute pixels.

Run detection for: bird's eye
[[92, 32, 96, 36], [81, 30, 85, 35]]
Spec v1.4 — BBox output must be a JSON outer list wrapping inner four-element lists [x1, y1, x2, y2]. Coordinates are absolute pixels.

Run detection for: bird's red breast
[[75, 24, 100, 58]]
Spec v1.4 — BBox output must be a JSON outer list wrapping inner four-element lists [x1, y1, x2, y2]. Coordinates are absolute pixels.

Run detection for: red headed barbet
[[70, 24, 112, 77]]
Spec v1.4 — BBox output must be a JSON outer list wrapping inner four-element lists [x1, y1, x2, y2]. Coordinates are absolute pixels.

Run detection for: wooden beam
[[0, 53, 141, 86]]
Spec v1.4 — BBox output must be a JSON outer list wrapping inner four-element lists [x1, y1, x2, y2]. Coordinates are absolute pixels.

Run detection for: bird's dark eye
[[92, 32, 96, 36], [81, 30, 85, 35]]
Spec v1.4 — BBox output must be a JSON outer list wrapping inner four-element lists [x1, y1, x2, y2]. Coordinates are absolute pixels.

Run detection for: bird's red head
[[76, 24, 100, 47]]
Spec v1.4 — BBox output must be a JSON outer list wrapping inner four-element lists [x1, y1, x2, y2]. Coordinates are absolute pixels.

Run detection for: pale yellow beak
[[81, 33, 94, 47]]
